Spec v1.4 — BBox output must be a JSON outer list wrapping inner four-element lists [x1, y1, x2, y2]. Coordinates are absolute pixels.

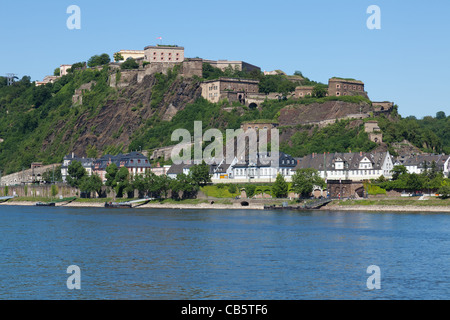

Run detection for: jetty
[[105, 198, 156, 208], [264, 198, 333, 210], [0, 196, 15, 201]]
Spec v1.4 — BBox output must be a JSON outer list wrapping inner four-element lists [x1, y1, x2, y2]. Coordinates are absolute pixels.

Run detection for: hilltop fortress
[[109, 44, 394, 112], [36, 43, 394, 127]]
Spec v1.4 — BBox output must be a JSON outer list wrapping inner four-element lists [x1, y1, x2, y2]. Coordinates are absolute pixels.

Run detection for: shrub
[[245, 184, 256, 198], [367, 184, 387, 195], [121, 58, 139, 70], [227, 184, 237, 194]]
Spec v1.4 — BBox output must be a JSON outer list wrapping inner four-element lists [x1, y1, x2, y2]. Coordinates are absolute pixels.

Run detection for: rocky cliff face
[[42, 73, 202, 157], [278, 100, 373, 126]]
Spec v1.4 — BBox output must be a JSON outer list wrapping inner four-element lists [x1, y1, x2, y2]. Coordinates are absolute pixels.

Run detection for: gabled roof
[[233, 152, 296, 168], [92, 152, 151, 170], [295, 152, 390, 171], [401, 154, 448, 169], [167, 163, 194, 175]]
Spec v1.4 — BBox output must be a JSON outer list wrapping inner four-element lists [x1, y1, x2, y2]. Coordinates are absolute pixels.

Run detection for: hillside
[[0, 66, 449, 175]]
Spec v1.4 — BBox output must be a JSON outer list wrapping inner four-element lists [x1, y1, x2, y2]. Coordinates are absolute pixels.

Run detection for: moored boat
[[35, 202, 56, 207], [104, 202, 132, 208]]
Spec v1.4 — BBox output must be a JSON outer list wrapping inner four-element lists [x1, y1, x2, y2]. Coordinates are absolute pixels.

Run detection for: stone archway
[[355, 187, 365, 198], [248, 102, 258, 109]]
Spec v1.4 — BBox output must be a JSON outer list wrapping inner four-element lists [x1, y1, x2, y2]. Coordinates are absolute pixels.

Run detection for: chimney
[[360, 151, 362, 156]]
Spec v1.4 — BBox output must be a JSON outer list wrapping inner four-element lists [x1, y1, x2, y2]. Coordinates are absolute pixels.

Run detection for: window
[[336, 92, 340, 96], [336, 84, 340, 89]]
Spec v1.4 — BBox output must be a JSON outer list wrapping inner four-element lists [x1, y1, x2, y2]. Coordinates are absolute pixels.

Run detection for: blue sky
[[0, 0, 449, 118]]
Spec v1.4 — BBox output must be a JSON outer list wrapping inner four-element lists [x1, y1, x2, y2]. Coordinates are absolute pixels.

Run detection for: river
[[0, 205, 449, 299]]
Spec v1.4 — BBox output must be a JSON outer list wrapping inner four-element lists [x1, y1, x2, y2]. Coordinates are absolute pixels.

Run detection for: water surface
[[0, 206, 449, 299]]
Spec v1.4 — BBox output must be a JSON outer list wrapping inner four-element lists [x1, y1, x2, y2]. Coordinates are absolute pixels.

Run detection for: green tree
[[121, 58, 139, 70], [190, 161, 211, 186], [436, 111, 446, 120], [406, 173, 424, 192], [272, 173, 289, 198], [155, 174, 171, 199], [177, 173, 199, 199], [67, 62, 86, 73], [312, 84, 328, 98], [438, 185, 450, 199], [392, 165, 408, 180], [114, 52, 124, 62], [88, 53, 111, 68], [227, 183, 238, 195], [66, 161, 87, 188], [51, 184, 59, 197], [42, 166, 63, 183], [54, 67, 60, 76], [115, 166, 131, 197], [79, 174, 103, 198], [105, 163, 119, 188], [291, 168, 326, 198], [244, 184, 256, 198]]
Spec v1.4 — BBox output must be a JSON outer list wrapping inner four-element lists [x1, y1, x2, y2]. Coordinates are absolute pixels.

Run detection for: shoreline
[[323, 204, 450, 213], [0, 200, 265, 210], [1, 200, 449, 212]]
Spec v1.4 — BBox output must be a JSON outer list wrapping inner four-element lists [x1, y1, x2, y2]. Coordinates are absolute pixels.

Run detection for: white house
[[399, 154, 449, 175], [295, 151, 395, 181], [61, 153, 95, 182], [230, 152, 297, 182]]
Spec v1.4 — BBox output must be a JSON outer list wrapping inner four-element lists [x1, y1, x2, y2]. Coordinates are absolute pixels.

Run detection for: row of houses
[[61, 152, 153, 183], [60, 150, 450, 185], [2, 150, 447, 188]]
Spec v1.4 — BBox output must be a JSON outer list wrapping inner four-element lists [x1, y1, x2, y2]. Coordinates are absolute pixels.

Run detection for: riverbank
[[2, 197, 449, 212], [0, 199, 265, 210], [324, 198, 450, 212]]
